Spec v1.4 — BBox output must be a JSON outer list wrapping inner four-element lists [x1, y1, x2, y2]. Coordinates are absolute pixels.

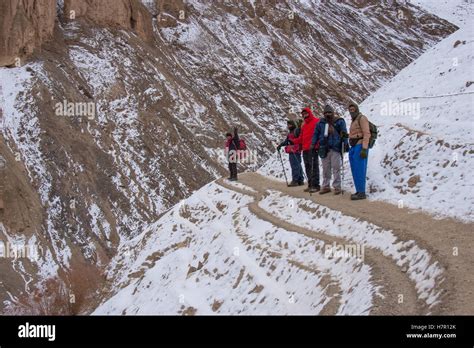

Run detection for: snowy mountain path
[[216, 177, 421, 315], [216, 172, 474, 315]]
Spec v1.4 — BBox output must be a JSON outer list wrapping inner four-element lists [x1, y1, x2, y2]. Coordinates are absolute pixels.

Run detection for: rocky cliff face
[[0, 0, 457, 313], [63, 0, 154, 41], [0, 0, 56, 67]]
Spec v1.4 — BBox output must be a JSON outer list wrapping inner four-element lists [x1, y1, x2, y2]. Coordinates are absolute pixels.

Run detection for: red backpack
[[225, 138, 248, 161], [238, 138, 247, 161], [238, 139, 247, 151]]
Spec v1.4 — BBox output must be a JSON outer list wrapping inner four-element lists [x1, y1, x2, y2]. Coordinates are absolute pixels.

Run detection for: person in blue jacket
[[310, 105, 349, 195]]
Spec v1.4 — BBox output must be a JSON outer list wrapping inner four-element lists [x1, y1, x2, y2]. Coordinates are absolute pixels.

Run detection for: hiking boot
[[334, 188, 342, 195], [298, 181, 304, 186], [308, 187, 319, 193], [351, 192, 366, 200], [229, 177, 238, 182], [288, 181, 299, 187], [304, 187, 311, 192], [319, 187, 331, 195]]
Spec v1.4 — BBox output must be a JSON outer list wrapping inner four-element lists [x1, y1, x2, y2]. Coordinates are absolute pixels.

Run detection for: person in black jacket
[[225, 127, 240, 181]]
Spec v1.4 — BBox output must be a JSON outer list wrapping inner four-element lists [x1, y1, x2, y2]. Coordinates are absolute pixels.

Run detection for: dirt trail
[[217, 172, 474, 315], [232, 219, 343, 315], [217, 178, 420, 315]]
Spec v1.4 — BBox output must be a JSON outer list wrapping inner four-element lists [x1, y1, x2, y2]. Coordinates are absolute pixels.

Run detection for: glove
[[340, 131, 349, 139], [277, 145, 282, 152], [309, 144, 315, 151], [344, 143, 350, 153], [360, 148, 368, 159]]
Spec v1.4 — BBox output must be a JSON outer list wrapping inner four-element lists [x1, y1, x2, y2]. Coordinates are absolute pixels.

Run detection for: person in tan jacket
[[348, 103, 371, 200]]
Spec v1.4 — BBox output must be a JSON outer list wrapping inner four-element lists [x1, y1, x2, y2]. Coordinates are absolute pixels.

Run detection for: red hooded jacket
[[294, 107, 320, 151]]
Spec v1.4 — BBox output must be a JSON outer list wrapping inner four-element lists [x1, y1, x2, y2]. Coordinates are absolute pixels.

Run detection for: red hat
[[301, 107, 315, 118]]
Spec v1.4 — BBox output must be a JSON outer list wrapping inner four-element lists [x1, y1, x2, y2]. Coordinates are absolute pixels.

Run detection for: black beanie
[[323, 105, 334, 114]]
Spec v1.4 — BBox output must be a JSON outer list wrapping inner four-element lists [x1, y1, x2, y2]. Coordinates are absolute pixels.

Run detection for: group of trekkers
[[225, 103, 373, 201]]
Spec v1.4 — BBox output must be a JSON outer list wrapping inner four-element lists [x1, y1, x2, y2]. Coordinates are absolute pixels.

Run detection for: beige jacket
[[349, 114, 371, 149]]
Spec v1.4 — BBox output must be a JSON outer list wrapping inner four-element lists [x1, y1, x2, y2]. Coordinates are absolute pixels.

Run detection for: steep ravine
[[0, 0, 457, 313]]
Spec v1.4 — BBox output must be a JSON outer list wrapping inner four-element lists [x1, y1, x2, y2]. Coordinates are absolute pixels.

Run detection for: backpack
[[238, 138, 247, 151], [284, 129, 301, 154], [235, 138, 247, 161], [357, 115, 378, 149]]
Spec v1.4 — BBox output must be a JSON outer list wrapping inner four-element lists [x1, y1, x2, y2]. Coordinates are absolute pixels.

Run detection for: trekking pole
[[309, 150, 314, 197], [277, 150, 289, 187], [341, 141, 345, 196]]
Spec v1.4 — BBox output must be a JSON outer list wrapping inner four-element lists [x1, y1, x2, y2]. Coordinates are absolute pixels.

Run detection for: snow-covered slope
[[0, 1, 457, 313], [260, 9, 474, 222], [94, 171, 453, 314], [91, 2, 473, 316], [360, 26, 474, 222], [94, 182, 378, 315], [412, 0, 473, 27]]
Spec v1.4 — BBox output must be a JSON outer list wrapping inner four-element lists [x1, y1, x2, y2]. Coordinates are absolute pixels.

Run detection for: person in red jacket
[[293, 107, 320, 192]]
